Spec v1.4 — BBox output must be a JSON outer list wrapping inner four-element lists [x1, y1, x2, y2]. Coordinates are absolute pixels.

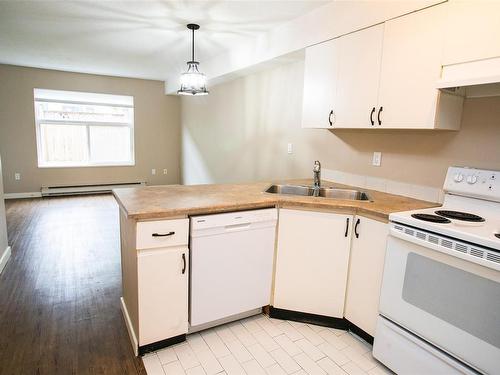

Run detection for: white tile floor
[[142, 314, 393, 375]]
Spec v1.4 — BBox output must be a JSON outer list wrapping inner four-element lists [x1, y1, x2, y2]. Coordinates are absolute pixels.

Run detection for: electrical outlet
[[287, 143, 293, 154], [372, 152, 382, 167], [163, 169, 168, 175], [15, 172, 21, 181], [151, 169, 156, 175]]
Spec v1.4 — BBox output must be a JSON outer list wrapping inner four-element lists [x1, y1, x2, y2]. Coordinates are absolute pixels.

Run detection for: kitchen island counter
[[113, 179, 440, 221]]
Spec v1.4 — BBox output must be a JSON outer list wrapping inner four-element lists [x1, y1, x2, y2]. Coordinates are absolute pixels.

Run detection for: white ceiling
[[0, 0, 329, 81]]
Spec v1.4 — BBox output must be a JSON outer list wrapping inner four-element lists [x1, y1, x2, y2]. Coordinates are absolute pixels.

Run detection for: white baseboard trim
[[42, 182, 145, 196], [0, 246, 11, 275], [120, 297, 138, 356], [4, 192, 42, 199], [322, 168, 444, 203]]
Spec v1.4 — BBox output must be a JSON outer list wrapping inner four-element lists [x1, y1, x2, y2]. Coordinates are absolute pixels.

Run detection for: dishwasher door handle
[[224, 223, 252, 231]]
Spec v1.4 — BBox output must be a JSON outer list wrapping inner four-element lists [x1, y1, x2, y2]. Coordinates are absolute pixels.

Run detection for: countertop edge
[[113, 180, 440, 222]]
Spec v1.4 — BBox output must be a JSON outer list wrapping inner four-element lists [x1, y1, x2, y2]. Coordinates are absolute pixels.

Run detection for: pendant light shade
[[178, 24, 209, 96]]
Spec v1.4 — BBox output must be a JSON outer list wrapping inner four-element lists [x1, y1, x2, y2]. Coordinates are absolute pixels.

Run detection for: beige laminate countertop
[[112, 179, 440, 221]]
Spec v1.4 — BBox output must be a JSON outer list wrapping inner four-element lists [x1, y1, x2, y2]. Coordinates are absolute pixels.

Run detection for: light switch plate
[[372, 152, 382, 167], [287, 143, 293, 154], [14, 172, 21, 180], [151, 169, 156, 175]]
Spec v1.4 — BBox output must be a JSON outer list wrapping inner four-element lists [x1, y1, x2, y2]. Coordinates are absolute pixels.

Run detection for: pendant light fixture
[[177, 23, 209, 96]]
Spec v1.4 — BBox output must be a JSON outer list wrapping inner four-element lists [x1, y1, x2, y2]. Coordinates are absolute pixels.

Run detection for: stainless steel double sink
[[264, 184, 370, 201]]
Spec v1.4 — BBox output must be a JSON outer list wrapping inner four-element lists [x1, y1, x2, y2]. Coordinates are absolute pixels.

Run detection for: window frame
[[33, 92, 135, 168]]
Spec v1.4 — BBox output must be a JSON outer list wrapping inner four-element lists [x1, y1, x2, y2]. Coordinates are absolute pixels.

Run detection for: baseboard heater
[[41, 182, 146, 197]]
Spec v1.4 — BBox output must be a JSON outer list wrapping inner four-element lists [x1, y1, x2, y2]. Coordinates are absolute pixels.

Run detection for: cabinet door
[[301, 39, 340, 128], [273, 209, 353, 318], [138, 246, 188, 346], [344, 217, 388, 336], [443, 1, 500, 66], [334, 24, 384, 129], [377, 4, 445, 129]]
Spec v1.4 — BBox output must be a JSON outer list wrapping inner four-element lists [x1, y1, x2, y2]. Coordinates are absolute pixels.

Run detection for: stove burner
[[435, 210, 485, 222], [496, 234, 500, 239], [411, 214, 451, 223]]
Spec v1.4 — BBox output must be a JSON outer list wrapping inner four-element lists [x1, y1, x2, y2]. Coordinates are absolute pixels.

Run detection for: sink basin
[[264, 184, 313, 196], [264, 184, 370, 201], [317, 188, 370, 200]]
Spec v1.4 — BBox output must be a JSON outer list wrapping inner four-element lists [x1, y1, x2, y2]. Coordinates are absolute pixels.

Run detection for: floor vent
[[41, 182, 146, 197]]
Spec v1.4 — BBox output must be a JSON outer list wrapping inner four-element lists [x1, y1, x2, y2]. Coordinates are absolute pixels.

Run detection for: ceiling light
[[178, 23, 209, 96]]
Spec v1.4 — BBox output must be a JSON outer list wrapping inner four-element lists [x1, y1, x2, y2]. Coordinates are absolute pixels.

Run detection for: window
[[34, 89, 134, 167]]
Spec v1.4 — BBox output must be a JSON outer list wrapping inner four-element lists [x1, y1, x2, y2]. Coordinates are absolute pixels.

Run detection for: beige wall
[[0, 155, 9, 260], [0, 64, 181, 194], [181, 59, 500, 189]]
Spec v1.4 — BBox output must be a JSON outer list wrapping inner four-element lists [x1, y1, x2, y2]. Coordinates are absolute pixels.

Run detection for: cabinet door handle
[[182, 253, 186, 274], [354, 218, 360, 239], [152, 231, 175, 237], [377, 106, 383, 125], [370, 107, 375, 126], [328, 110, 334, 126], [344, 217, 350, 237]]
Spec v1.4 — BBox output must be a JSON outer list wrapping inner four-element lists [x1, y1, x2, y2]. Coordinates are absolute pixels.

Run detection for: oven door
[[379, 234, 500, 375]]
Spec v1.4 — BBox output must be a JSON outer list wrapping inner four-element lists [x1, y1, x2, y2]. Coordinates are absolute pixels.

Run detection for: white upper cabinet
[[301, 3, 463, 130], [377, 4, 449, 129], [273, 209, 353, 318], [334, 24, 384, 129], [443, 1, 500, 66], [301, 39, 340, 128]]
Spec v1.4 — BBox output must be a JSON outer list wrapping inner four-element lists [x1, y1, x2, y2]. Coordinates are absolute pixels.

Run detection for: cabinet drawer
[[136, 218, 189, 249]]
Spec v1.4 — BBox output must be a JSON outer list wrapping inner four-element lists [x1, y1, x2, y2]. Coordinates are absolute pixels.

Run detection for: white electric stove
[[373, 166, 500, 375]]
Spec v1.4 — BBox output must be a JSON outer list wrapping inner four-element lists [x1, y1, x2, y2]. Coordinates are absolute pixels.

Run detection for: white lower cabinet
[[273, 209, 389, 336], [120, 214, 190, 353], [273, 209, 353, 318], [122, 208, 389, 355], [344, 216, 388, 336], [137, 246, 189, 346]]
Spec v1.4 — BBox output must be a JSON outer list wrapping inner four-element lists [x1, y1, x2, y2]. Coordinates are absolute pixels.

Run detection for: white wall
[[181, 59, 500, 189], [181, 60, 316, 184], [0, 64, 181, 194], [0, 154, 10, 274]]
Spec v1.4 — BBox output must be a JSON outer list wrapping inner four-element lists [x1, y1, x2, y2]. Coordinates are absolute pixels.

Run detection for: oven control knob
[[454, 173, 464, 183], [466, 175, 478, 184]]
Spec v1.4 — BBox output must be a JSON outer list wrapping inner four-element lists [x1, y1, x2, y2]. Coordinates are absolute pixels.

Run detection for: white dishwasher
[[189, 208, 277, 328]]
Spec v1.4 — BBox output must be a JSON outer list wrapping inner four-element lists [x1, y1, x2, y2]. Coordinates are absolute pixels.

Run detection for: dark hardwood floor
[[0, 194, 146, 375]]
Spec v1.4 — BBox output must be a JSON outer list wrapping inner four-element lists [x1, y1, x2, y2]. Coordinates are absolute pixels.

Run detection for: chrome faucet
[[313, 160, 321, 189]]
